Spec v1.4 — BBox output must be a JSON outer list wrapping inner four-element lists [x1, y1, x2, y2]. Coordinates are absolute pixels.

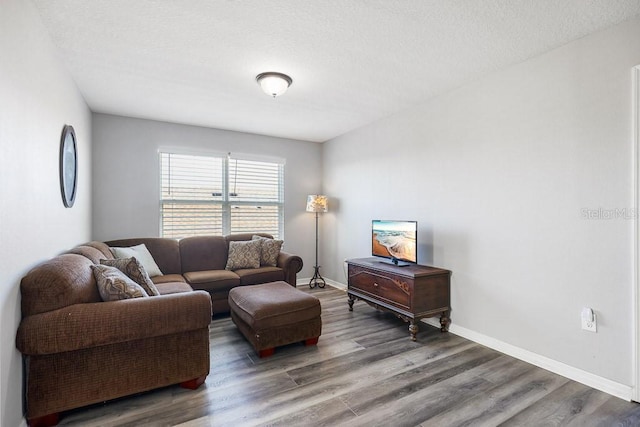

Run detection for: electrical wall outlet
[[581, 307, 597, 332]]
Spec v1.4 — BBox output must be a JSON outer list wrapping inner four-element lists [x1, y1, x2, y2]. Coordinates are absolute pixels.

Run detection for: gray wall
[[2, 4, 638, 425], [91, 114, 323, 278], [0, 1, 92, 425], [323, 17, 640, 387]]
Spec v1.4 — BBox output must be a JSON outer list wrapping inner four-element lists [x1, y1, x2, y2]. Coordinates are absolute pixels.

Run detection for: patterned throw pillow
[[252, 235, 284, 267], [100, 257, 160, 296], [225, 239, 261, 270], [110, 244, 163, 277], [91, 264, 149, 301]]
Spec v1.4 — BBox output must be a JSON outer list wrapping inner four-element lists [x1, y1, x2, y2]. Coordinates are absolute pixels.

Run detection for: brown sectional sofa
[[16, 233, 303, 426], [105, 233, 303, 313]]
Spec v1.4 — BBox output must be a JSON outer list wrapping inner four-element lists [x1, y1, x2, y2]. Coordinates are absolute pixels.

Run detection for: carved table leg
[[348, 295, 355, 311], [409, 321, 418, 341], [440, 311, 450, 332]]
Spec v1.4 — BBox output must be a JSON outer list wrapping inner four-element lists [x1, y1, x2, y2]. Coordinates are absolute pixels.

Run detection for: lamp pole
[[309, 210, 325, 288]]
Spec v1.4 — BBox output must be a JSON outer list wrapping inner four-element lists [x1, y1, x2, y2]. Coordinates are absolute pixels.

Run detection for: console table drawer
[[349, 267, 410, 309]]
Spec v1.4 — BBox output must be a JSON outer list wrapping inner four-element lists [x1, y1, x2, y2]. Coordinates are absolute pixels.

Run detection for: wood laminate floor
[[59, 286, 640, 426]]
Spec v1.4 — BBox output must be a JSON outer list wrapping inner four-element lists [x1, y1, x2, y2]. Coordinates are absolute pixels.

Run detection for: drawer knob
[[373, 282, 379, 287]]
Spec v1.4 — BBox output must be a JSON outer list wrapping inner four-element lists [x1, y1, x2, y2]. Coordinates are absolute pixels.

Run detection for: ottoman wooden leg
[[259, 348, 275, 358], [304, 337, 319, 346], [28, 413, 59, 427], [180, 375, 206, 390]]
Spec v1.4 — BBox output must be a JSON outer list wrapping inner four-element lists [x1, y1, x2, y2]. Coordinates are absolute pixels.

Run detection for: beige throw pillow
[[225, 239, 262, 270], [100, 257, 160, 296], [91, 264, 149, 301], [252, 235, 283, 267], [110, 244, 163, 277]]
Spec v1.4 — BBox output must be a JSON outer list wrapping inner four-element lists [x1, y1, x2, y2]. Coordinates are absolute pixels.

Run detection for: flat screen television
[[372, 220, 417, 266]]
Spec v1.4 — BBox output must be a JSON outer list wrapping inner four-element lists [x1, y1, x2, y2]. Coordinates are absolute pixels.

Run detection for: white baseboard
[[323, 278, 347, 290], [307, 278, 632, 401], [422, 317, 633, 401], [296, 277, 346, 291], [296, 277, 310, 287]]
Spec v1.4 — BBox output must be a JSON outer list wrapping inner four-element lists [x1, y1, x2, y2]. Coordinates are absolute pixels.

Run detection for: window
[[160, 152, 284, 239]]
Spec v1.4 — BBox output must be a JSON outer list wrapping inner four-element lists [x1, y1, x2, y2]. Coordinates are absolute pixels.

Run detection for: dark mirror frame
[[59, 124, 78, 208]]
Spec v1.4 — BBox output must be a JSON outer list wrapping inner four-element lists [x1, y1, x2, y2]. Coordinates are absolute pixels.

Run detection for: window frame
[[159, 149, 285, 239]]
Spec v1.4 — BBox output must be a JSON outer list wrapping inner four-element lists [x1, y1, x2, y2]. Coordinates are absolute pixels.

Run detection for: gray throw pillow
[[100, 257, 160, 296], [252, 235, 284, 267], [225, 239, 262, 270], [110, 244, 163, 277], [91, 264, 149, 301]]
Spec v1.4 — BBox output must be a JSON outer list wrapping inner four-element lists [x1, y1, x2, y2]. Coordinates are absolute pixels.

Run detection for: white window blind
[[160, 152, 284, 239]]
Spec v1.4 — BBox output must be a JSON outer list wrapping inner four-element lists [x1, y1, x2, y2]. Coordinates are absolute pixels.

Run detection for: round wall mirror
[[60, 125, 78, 208]]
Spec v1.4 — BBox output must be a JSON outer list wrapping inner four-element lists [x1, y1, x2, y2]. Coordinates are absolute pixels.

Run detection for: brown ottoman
[[228, 281, 322, 357]]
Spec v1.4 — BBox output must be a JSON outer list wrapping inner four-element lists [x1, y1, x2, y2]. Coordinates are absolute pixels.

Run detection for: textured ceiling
[[33, 0, 640, 143]]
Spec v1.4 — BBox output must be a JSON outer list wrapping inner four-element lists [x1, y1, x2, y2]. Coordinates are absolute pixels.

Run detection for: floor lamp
[[306, 195, 328, 288]]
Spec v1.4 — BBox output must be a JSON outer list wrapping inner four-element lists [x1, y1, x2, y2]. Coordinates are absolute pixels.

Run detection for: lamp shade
[[306, 195, 328, 213], [256, 72, 292, 97]]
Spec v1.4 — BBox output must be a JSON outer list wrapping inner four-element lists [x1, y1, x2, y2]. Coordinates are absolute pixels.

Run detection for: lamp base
[[308, 266, 326, 289]]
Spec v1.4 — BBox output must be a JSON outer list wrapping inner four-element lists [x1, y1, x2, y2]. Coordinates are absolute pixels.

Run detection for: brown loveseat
[[16, 233, 303, 426]]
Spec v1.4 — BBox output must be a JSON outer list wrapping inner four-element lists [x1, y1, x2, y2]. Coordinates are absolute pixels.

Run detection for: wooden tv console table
[[346, 257, 451, 341]]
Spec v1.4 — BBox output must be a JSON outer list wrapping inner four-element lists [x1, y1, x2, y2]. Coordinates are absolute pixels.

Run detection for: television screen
[[372, 220, 417, 265]]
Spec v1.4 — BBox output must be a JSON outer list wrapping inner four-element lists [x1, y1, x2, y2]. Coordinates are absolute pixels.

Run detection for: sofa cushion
[[179, 236, 228, 271], [91, 265, 149, 301], [151, 274, 186, 284], [154, 281, 194, 295], [106, 238, 181, 275], [100, 257, 160, 297], [83, 241, 115, 260], [21, 254, 101, 317], [111, 244, 163, 277], [184, 270, 240, 293], [225, 239, 261, 270], [252, 235, 283, 267], [66, 245, 109, 264], [225, 232, 272, 243], [235, 267, 285, 286]]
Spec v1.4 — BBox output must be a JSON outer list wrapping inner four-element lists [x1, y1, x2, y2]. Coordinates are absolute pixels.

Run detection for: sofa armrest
[[277, 251, 303, 286], [16, 291, 212, 356]]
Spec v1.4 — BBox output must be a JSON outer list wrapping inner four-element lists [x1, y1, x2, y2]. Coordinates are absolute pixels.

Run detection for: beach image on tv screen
[[372, 221, 416, 262]]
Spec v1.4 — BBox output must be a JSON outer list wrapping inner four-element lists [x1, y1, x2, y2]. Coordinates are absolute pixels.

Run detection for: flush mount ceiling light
[[256, 72, 293, 98]]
